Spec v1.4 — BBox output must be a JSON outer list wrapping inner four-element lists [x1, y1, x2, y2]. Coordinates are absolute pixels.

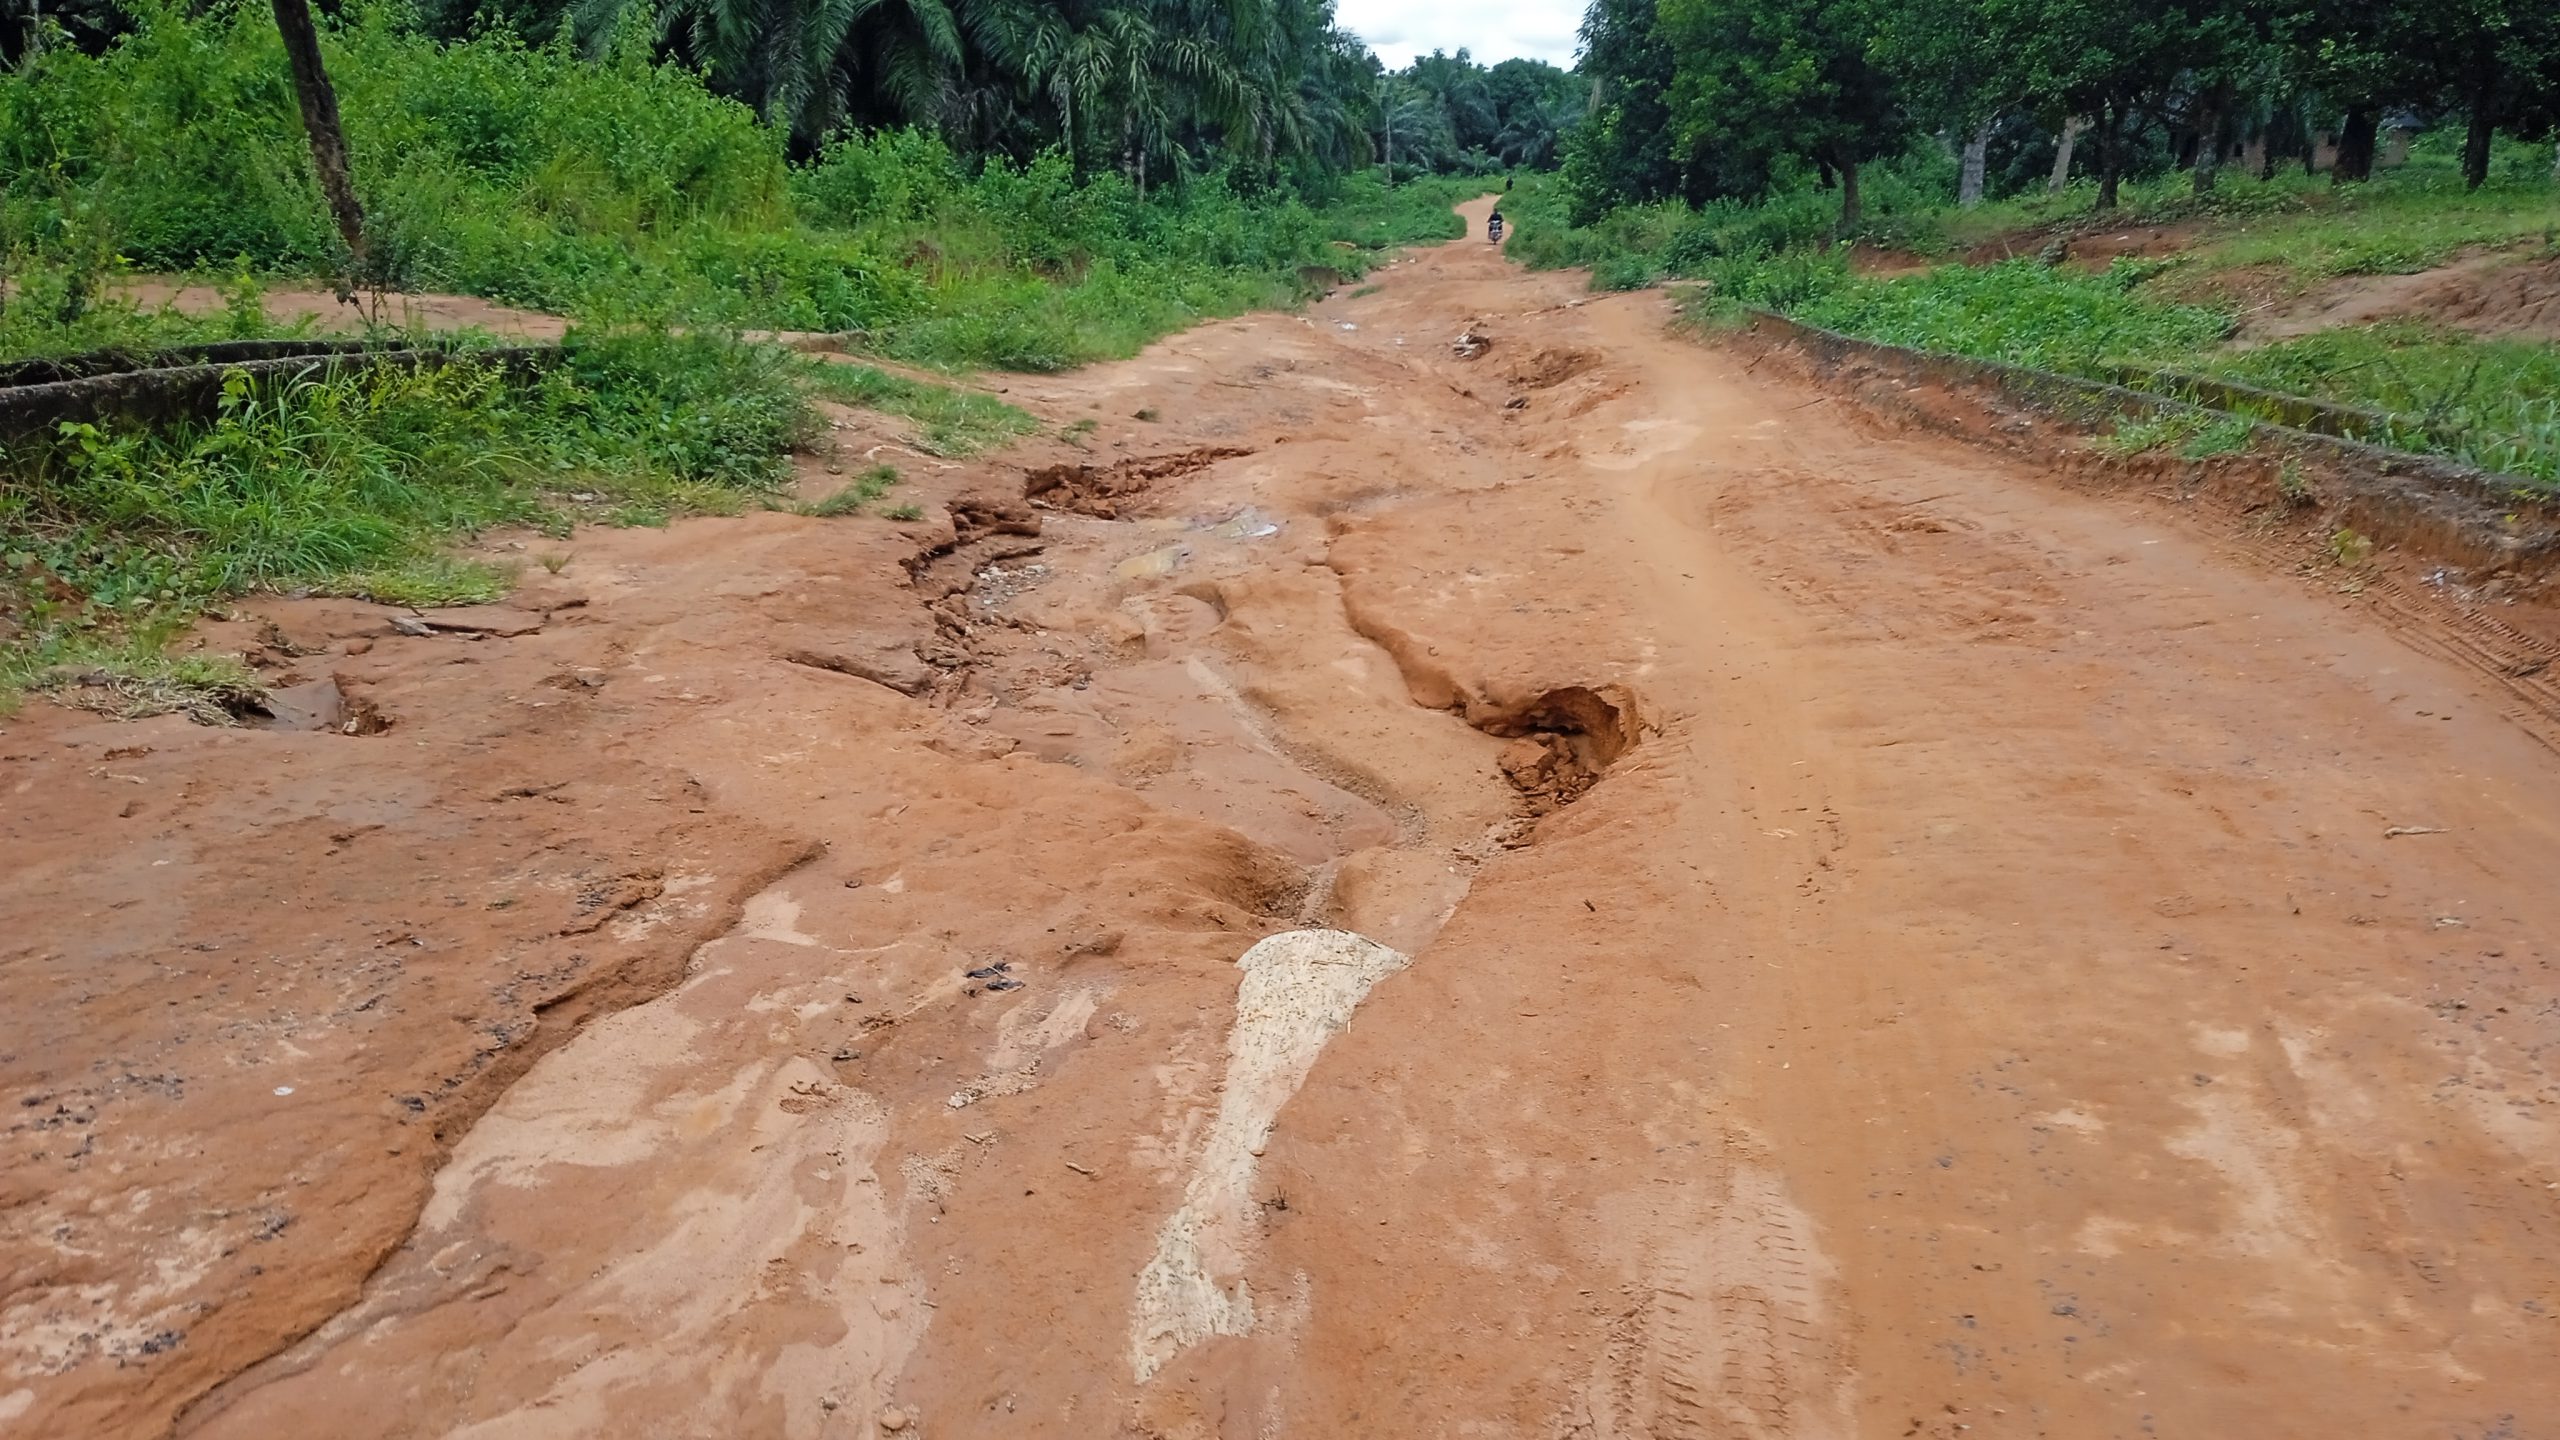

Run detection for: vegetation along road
[[5, 0, 2560, 1434]]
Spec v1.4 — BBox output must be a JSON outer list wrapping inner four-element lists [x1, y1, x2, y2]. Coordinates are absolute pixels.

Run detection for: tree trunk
[[1382, 95, 1394, 186], [2462, 55, 2498, 191], [271, 0, 366, 273], [1062, 90, 1077, 180], [2332, 107, 2377, 184], [2191, 99, 2221, 195], [2048, 116, 2084, 192], [2094, 104, 2123, 211], [1837, 155, 1862, 235], [1959, 114, 1995, 208]]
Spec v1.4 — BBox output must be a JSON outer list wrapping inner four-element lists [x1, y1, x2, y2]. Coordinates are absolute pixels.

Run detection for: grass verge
[[1, 329, 818, 709], [802, 361, 1039, 456]]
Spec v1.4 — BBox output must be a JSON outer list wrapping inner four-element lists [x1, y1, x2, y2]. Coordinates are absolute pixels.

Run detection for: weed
[[1315, 174, 1479, 251], [2200, 325, 2560, 490], [801, 362, 1036, 456], [2329, 527, 2375, 565], [2095, 410, 2210, 458], [27, 647, 266, 725], [319, 557, 516, 607], [2277, 456, 2314, 505], [804, 465, 899, 517], [1347, 285, 1382, 299], [2180, 415, 2255, 460], [1590, 253, 1659, 292], [1062, 417, 1099, 448], [883, 503, 925, 521], [535, 550, 571, 574], [1797, 260, 2232, 374]]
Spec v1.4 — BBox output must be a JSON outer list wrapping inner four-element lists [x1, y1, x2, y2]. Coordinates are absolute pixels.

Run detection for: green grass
[[1793, 258, 2234, 371], [0, 257, 316, 360], [2203, 325, 2560, 487], [1316, 173, 1483, 250], [1928, 135, 2560, 285], [0, 329, 819, 705], [1770, 264, 2559, 489], [1777, 264, 2558, 487], [803, 464, 900, 517], [2092, 410, 2255, 460], [9, 645, 268, 724], [317, 555, 517, 606], [1507, 128, 2560, 496], [803, 362, 1036, 456], [1511, 131, 2558, 305]]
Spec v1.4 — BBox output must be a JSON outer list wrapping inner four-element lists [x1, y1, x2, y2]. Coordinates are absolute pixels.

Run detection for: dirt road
[[7, 199, 2558, 1438]]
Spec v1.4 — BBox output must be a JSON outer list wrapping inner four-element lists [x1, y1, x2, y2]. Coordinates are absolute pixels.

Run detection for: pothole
[[1473, 684, 1644, 817], [1505, 348, 1602, 390], [1023, 447, 1254, 519]]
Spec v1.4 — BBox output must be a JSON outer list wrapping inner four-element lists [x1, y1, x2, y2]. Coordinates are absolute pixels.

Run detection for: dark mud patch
[[254, 676, 394, 735], [1024, 446, 1255, 519]]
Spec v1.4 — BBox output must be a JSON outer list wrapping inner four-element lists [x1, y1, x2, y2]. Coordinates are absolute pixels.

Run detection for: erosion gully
[[5, 199, 2558, 1439]]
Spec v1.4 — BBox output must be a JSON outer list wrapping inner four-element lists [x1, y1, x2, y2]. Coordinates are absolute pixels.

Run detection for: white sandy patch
[[1128, 929, 1410, 1382]]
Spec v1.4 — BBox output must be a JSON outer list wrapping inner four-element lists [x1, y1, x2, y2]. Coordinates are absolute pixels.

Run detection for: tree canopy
[[1567, 0, 2560, 221]]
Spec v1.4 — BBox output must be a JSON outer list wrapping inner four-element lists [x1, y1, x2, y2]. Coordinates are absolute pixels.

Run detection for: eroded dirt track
[[7, 200, 2560, 1438]]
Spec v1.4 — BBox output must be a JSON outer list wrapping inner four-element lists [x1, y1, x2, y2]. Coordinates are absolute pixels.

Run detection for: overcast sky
[[1339, 0, 1585, 69]]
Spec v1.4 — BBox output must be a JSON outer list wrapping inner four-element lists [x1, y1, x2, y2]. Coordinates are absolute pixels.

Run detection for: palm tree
[[571, 0, 974, 144]]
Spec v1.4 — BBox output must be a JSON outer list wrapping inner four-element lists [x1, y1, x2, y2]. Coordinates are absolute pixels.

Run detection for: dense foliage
[[1570, 0, 2560, 224], [0, 8, 1548, 372], [1377, 51, 1589, 178]]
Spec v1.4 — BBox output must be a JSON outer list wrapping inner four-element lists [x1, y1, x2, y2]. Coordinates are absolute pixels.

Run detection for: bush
[[1591, 253, 1660, 291]]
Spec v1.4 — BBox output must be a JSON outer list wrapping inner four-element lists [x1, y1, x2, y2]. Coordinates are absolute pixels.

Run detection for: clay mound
[[2393, 253, 2560, 341], [2243, 251, 2560, 344], [1506, 348, 1603, 390]]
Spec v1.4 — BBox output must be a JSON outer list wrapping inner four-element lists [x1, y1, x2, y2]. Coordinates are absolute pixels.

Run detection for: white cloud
[[1339, 0, 1585, 69]]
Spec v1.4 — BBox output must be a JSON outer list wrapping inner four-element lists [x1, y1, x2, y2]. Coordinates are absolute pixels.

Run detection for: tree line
[[1569, 0, 2560, 228]]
